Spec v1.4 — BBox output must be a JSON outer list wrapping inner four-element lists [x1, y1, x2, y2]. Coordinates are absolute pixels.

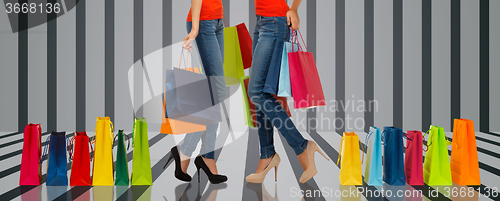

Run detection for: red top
[[187, 0, 224, 22], [255, 0, 290, 17]]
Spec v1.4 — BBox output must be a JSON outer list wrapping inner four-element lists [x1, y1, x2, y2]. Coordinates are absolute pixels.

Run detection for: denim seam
[[274, 19, 277, 35], [180, 134, 194, 157]]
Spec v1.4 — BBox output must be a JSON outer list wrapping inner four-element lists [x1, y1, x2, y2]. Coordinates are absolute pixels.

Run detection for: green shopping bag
[[240, 76, 255, 127], [131, 117, 153, 185], [114, 130, 130, 186], [423, 125, 452, 186], [223, 26, 245, 86]]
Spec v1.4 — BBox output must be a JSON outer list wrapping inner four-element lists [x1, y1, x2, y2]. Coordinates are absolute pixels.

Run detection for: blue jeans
[[179, 19, 226, 160], [248, 16, 308, 159]]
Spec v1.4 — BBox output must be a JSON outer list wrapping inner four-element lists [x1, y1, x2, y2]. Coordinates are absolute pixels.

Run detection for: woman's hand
[[286, 9, 300, 31], [182, 29, 198, 51]]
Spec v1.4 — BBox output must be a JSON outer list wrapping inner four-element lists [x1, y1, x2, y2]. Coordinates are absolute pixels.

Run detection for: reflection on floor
[[0, 129, 498, 201]]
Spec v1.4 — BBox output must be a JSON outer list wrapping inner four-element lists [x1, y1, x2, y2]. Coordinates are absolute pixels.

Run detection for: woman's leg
[[198, 19, 226, 161], [179, 19, 225, 174], [250, 19, 276, 161], [248, 16, 308, 159]]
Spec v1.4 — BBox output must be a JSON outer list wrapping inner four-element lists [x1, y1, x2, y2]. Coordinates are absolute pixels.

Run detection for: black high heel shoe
[[194, 156, 227, 184], [165, 146, 192, 182]]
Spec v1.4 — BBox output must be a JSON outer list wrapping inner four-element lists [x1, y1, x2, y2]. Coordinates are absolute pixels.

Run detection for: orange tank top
[[187, 0, 224, 22], [255, 0, 290, 17]]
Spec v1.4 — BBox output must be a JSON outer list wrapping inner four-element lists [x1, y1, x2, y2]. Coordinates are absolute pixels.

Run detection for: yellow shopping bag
[[92, 117, 115, 186], [223, 26, 245, 86], [337, 132, 364, 185]]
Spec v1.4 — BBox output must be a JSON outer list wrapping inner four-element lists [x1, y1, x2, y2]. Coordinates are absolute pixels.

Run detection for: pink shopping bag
[[288, 30, 326, 109], [404, 130, 424, 185], [19, 123, 43, 185]]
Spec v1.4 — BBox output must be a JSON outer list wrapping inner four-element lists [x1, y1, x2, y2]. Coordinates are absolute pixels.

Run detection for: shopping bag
[[235, 23, 253, 69], [451, 119, 481, 185], [241, 76, 292, 128], [223, 26, 245, 85], [165, 51, 222, 125], [277, 39, 299, 97], [423, 125, 452, 186], [115, 130, 130, 186], [288, 31, 326, 109], [364, 127, 383, 186], [338, 132, 364, 185], [92, 117, 115, 186], [69, 131, 93, 186], [45, 131, 69, 186], [19, 124, 42, 185], [404, 130, 424, 185], [131, 117, 153, 185], [161, 75, 206, 135], [263, 38, 286, 95], [240, 76, 256, 127], [383, 126, 406, 186]]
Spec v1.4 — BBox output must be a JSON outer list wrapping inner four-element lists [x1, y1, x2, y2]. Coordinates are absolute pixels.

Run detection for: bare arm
[[183, 0, 203, 50], [286, 0, 302, 31]]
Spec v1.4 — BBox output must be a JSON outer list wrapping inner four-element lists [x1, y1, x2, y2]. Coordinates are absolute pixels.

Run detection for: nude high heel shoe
[[299, 141, 329, 183], [245, 153, 281, 184]]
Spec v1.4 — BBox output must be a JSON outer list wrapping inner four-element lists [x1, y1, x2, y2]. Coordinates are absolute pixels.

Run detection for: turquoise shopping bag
[[277, 38, 298, 97], [364, 127, 383, 186]]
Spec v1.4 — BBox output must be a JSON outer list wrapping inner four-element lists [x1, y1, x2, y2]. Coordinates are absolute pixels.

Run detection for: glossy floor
[[0, 128, 499, 201]]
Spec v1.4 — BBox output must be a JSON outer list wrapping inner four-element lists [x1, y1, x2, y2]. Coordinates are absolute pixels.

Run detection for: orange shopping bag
[[451, 118, 481, 185], [160, 97, 206, 135]]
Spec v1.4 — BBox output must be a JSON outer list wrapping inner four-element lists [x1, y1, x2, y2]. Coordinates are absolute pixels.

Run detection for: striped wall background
[[0, 1, 500, 201], [0, 0, 499, 135]]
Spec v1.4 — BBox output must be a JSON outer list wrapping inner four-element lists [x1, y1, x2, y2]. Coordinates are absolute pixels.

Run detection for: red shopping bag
[[69, 131, 93, 186], [236, 23, 253, 69], [404, 130, 424, 185], [288, 31, 326, 109], [19, 123, 43, 185], [243, 77, 291, 127]]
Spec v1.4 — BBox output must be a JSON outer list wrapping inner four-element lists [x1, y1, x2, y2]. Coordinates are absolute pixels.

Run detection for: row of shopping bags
[[338, 118, 481, 186], [19, 117, 153, 186]]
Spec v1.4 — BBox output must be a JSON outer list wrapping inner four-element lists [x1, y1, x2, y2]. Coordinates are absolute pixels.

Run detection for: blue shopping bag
[[263, 32, 290, 95], [277, 38, 299, 97], [383, 126, 406, 185], [364, 127, 383, 186], [44, 131, 69, 186]]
